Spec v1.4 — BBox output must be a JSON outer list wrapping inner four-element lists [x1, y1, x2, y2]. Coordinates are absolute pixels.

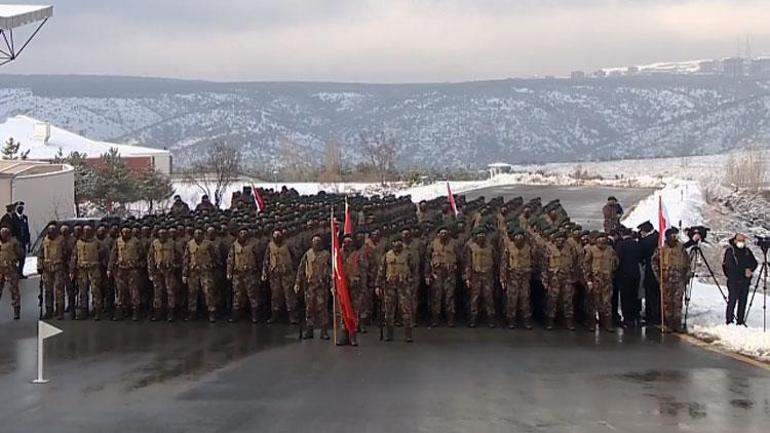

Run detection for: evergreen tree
[[2, 137, 30, 160], [136, 167, 175, 212], [91, 148, 138, 213]]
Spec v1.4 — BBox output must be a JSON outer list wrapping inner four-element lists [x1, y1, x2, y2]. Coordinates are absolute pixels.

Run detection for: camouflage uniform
[[378, 249, 415, 328], [70, 238, 106, 318], [544, 242, 576, 324], [262, 240, 297, 322], [404, 238, 424, 322], [62, 234, 77, 311], [343, 247, 369, 328], [147, 238, 178, 315], [108, 237, 143, 316], [227, 239, 260, 316], [38, 236, 67, 317], [296, 248, 331, 330], [0, 237, 21, 311], [652, 242, 690, 332], [500, 241, 532, 326], [425, 237, 459, 325], [464, 240, 496, 325], [583, 245, 619, 330], [98, 235, 115, 313], [183, 238, 218, 317]]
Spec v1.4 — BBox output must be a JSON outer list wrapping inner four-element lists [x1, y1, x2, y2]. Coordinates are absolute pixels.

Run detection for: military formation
[[23, 187, 693, 345]]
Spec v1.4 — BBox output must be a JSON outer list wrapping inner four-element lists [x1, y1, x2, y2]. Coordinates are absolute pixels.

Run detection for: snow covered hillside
[[1, 74, 770, 168]]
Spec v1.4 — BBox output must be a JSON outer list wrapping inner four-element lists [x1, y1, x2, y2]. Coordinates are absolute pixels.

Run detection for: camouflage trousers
[[187, 270, 216, 313], [42, 266, 67, 313], [661, 274, 685, 331], [304, 282, 329, 329], [269, 272, 297, 315], [545, 273, 574, 320], [115, 268, 141, 309], [77, 266, 103, 314], [430, 266, 457, 323], [586, 273, 612, 324], [469, 271, 496, 323], [101, 267, 113, 312], [0, 266, 20, 308], [349, 278, 370, 322], [232, 272, 258, 310], [504, 271, 531, 323], [151, 269, 178, 311], [383, 278, 415, 327]]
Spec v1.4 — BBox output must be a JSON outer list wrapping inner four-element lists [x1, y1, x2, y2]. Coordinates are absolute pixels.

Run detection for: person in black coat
[[615, 227, 642, 327], [637, 221, 661, 326], [722, 233, 758, 325], [0, 203, 20, 238], [14, 201, 30, 278]]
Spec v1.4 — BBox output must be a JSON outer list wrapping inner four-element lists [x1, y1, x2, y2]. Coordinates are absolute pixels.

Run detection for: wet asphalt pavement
[[463, 184, 655, 230], [1, 185, 769, 433], [1, 279, 769, 433]]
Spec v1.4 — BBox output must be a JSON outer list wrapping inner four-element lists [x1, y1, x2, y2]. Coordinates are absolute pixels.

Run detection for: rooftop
[[0, 115, 169, 160], [0, 5, 52, 30]]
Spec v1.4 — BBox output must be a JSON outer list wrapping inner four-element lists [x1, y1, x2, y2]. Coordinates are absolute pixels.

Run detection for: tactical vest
[[42, 237, 64, 266], [507, 243, 531, 273], [589, 246, 615, 275], [0, 239, 18, 266], [468, 242, 493, 273], [187, 240, 212, 270], [76, 239, 100, 267], [151, 239, 174, 269], [660, 244, 686, 273], [343, 250, 361, 280], [268, 241, 292, 274], [232, 241, 254, 272], [430, 239, 457, 269], [116, 238, 140, 268], [385, 250, 410, 281]]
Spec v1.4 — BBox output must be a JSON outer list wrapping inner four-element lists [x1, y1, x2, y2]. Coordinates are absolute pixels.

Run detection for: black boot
[[94, 311, 101, 321], [288, 310, 299, 325], [42, 309, 53, 320], [209, 312, 216, 323], [603, 318, 615, 333], [385, 326, 394, 342], [545, 318, 554, 331], [405, 327, 413, 343], [132, 308, 140, 321], [167, 308, 175, 322], [566, 318, 576, 331], [151, 310, 160, 322], [250, 308, 259, 324], [350, 332, 359, 346], [112, 307, 123, 321], [336, 330, 350, 346], [13, 306, 20, 320], [320, 329, 330, 340], [228, 309, 240, 323], [303, 328, 314, 339]]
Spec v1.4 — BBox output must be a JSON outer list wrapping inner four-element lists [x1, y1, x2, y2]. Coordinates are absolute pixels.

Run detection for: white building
[[0, 115, 172, 175]]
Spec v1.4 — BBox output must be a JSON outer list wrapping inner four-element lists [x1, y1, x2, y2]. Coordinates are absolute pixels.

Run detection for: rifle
[[378, 288, 384, 341], [38, 275, 44, 319]]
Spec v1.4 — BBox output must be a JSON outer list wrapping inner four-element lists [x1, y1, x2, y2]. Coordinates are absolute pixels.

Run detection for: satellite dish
[[0, 4, 53, 66]]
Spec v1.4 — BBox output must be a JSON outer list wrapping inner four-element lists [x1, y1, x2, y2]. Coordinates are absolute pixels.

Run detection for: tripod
[[683, 243, 729, 330], [745, 248, 768, 332]]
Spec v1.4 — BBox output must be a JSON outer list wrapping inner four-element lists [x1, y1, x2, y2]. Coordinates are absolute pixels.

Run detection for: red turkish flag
[[343, 198, 353, 235], [331, 210, 357, 337]]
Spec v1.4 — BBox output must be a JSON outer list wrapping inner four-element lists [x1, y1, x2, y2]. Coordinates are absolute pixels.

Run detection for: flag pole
[[659, 195, 666, 332], [331, 206, 338, 345]]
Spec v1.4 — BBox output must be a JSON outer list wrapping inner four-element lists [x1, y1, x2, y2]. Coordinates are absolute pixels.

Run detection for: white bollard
[[32, 321, 63, 384]]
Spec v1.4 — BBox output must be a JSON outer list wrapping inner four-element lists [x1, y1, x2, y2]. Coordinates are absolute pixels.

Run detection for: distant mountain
[[1, 74, 769, 169]]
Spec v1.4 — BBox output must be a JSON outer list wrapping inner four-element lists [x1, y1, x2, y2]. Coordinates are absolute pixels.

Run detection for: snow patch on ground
[[622, 179, 705, 230]]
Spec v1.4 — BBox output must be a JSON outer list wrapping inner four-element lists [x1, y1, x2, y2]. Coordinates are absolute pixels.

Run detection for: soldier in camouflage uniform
[[108, 227, 143, 321], [376, 236, 415, 342], [37, 223, 66, 319], [464, 227, 497, 328], [0, 227, 22, 319], [295, 235, 332, 341], [500, 226, 533, 329], [583, 233, 619, 332], [544, 232, 577, 331], [652, 227, 691, 333], [96, 224, 114, 315], [262, 229, 297, 324], [70, 225, 106, 320], [401, 228, 424, 326], [342, 234, 368, 334], [183, 228, 218, 322], [147, 228, 178, 321], [61, 225, 77, 313], [425, 226, 459, 327], [227, 227, 260, 323]]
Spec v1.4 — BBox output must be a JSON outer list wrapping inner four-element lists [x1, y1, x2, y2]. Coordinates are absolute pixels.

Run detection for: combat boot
[[250, 308, 259, 324], [303, 328, 314, 339], [208, 312, 216, 323], [385, 326, 394, 341], [13, 306, 20, 320], [320, 329, 330, 340], [42, 309, 53, 320], [288, 310, 299, 325], [151, 310, 161, 322], [545, 318, 554, 331], [488, 320, 496, 329], [94, 310, 101, 321], [350, 333, 358, 346], [336, 330, 350, 346], [112, 307, 123, 321], [523, 320, 533, 330], [447, 316, 455, 328], [468, 321, 477, 328], [228, 309, 241, 323], [602, 318, 615, 333], [405, 327, 413, 343], [132, 308, 140, 322], [566, 318, 576, 331], [167, 308, 175, 322]]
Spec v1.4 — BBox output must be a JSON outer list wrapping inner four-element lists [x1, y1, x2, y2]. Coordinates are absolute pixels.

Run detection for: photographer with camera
[[722, 233, 758, 326]]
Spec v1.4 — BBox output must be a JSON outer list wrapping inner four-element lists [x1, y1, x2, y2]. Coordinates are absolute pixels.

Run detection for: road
[[462, 184, 655, 230], [1, 185, 768, 433]]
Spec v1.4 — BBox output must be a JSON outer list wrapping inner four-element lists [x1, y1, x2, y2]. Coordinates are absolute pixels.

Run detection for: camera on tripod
[[756, 235, 770, 253], [685, 226, 710, 241]]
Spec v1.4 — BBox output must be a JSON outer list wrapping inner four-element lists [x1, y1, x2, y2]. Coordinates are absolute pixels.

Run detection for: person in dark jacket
[[722, 233, 758, 325], [614, 227, 641, 327], [0, 204, 20, 239], [637, 221, 660, 326], [14, 202, 30, 278]]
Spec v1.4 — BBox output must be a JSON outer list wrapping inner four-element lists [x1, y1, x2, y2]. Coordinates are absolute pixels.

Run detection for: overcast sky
[[3, 0, 770, 82]]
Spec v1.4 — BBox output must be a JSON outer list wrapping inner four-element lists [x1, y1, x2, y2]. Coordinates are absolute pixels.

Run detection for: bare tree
[[359, 130, 399, 185], [318, 139, 343, 184], [724, 146, 767, 191], [183, 142, 242, 208]]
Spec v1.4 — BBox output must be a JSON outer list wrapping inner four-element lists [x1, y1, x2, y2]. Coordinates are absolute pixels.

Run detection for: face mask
[[736, 241, 746, 249]]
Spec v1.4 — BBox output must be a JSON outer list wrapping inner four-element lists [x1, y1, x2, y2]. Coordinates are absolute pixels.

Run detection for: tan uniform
[[71, 238, 105, 316], [425, 238, 459, 325], [583, 245, 619, 328], [377, 249, 415, 328], [652, 242, 690, 332], [38, 236, 67, 315], [227, 239, 260, 312], [147, 238, 178, 312], [545, 243, 576, 321], [262, 240, 297, 321], [183, 239, 217, 315], [0, 238, 21, 310], [295, 248, 331, 329], [108, 237, 143, 311], [464, 240, 496, 324], [500, 241, 532, 324]]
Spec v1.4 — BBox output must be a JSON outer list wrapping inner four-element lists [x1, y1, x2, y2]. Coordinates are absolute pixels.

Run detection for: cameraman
[[722, 233, 758, 325]]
